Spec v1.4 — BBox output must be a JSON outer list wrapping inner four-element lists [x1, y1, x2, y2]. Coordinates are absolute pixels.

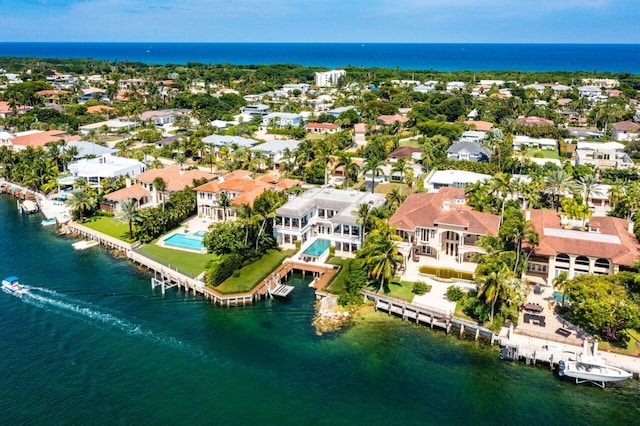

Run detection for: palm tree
[[489, 172, 512, 219], [116, 199, 139, 239], [218, 191, 230, 221], [356, 203, 371, 239], [578, 174, 602, 203], [477, 264, 513, 323], [552, 271, 569, 307], [545, 169, 577, 211], [386, 188, 406, 211], [152, 177, 167, 211], [66, 187, 97, 222], [364, 157, 384, 193], [360, 222, 404, 293], [391, 158, 409, 183], [608, 182, 624, 211]]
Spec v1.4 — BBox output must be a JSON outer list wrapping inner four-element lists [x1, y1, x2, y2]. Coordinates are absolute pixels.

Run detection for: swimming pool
[[303, 239, 331, 257], [163, 231, 206, 251]]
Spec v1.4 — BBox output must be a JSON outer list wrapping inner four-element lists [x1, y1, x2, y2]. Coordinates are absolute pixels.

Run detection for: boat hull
[[562, 362, 632, 383]]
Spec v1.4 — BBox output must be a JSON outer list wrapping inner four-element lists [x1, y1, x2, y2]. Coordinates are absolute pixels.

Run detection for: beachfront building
[[274, 187, 386, 253], [315, 69, 346, 87], [389, 187, 501, 263], [574, 141, 634, 169], [525, 210, 640, 286], [66, 155, 146, 188], [195, 171, 302, 221]]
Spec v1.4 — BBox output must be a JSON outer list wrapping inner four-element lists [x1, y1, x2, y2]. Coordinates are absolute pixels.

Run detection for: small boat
[[558, 340, 632, 388], [2, 276, 27, 297], [72, 240, 99, 250]]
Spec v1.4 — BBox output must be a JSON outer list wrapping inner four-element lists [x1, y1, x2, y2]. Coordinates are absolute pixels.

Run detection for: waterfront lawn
[[137, 243, 211, 278], [83, 215, 135, 243], [325, 257, 353, 294], [599, 329, 640, 356], [216, 249, 295, 294], [385, 279, 430, 302]]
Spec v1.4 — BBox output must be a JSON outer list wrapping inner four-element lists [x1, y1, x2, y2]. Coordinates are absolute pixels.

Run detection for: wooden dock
[[362, 290, 500, 343]]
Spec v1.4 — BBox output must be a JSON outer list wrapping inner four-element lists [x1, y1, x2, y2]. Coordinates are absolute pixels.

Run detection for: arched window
[[556, 253, 570, 264], [595, 258, 610, 269], [575, 256, 590, 266]]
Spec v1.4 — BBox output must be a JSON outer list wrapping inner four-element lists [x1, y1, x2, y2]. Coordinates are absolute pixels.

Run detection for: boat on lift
[[558, 340, 632, 388]]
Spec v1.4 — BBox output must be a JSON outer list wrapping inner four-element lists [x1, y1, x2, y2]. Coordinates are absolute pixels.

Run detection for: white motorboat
[[558, 340, 632, 387], [2, 276, 27, 297]]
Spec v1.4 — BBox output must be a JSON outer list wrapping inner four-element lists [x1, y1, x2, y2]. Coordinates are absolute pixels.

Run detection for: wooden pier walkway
[[362, 290, 500, 343]]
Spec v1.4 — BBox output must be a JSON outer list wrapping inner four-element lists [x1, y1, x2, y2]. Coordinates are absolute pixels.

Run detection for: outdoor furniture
[[533, 285, 542, 295], [523, 303, 543, 313]]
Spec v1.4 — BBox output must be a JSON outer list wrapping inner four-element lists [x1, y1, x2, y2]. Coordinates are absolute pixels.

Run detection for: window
[[594, 258, 610, 269], [556, 253, 570, 264]]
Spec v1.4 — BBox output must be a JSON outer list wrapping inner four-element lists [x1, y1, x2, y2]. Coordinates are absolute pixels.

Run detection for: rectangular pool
[[303, 238, 331, 257], [163, 232, 205, 251]]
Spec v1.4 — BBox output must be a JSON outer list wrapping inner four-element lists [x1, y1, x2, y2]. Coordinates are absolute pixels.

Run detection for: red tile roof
[[389, 146, 422, 159], [11, 130, 79, 148], [464, 120, 494, 131], [389, 187, 501, 235], [516, 116, 555, 126], [612, 121, 640, 132], [136, 164, 214, 192], [378, 114, 409, 125], [527, 210, 640, 266], [306, 123, 339, 130], [104, 183, 150, 201]]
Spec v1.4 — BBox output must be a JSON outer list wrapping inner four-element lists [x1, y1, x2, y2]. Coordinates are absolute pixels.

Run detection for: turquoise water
[[1, 195, 639, 424], [303, 238, 331, 257], [162, 231, 205, 251]]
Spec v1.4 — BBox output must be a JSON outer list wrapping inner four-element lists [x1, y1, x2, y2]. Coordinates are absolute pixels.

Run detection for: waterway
[[0, 194, 638, 424]]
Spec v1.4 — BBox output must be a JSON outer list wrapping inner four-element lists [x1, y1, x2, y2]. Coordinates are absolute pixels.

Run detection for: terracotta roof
[[612, 121, 640, 132], [464, 120, 494, 131], [378, 114, 409, 125], [11, 130, 79, 148], [35, 89, 69, 96], [230, 187, 268, 206], [516, 116, 555, 126], [104, 183, 150, 201], [354, 123, 366, 133], [224, 169, 253, 180], [389, 187, 501, 235], [527, 210, 640, 266], [136, 164, 214, 192], [219, 177, 269, 193], [86, 105, 114, 114]]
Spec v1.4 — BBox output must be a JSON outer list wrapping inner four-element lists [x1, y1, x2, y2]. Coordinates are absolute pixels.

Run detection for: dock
[[72, 240, 100, 250], [362, 290, 500, 343]]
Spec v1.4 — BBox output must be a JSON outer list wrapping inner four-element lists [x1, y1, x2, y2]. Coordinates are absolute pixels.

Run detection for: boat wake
[[18, 285, 205, 358]]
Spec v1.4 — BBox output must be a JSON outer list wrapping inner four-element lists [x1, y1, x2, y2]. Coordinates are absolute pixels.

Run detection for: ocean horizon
[[1, 42, 640, 73]]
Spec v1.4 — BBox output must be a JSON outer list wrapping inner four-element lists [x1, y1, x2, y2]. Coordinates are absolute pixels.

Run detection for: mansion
[[388, 187, 501, 263]]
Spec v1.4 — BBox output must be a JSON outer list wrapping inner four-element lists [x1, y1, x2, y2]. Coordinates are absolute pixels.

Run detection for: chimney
[[125, 178, 131, 188], [525, 210, 531, 221], [442, 201, 450, 211], [218, 174, 225, 183], [629, 220, 634, 234]]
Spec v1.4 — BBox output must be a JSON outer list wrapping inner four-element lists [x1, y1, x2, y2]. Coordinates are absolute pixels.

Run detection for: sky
[[0, 0, 638, 43]]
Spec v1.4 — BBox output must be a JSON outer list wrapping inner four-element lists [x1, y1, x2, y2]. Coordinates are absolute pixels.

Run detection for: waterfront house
[[447, 141, 492, 163], [66, 154, 146, 188], [574, 141, 633, 169], [102, 182, 151, 212], [195, 172, 302, 221], [389, 187, 500, 264], [611, 121, 640, 141], [525, 210, 640, 286], [135, 164, 215, 206], [274, 187, 386, 254]]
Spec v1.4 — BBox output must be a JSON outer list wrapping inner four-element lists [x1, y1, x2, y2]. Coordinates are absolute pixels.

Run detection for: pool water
[[303, 238, 331, 257], [163, 232, 205, 251]]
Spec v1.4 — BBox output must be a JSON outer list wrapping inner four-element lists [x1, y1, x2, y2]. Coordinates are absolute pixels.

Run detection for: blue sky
[[1, 0, 638, 43]]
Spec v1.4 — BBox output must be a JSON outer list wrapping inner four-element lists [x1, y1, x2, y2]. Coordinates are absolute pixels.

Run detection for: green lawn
[[399, 139, 423, 148], [524, 149, 561, 160], [82, 215, 135, 242], [137, 242, 212, 278], [385, 279, 430, 302], [374, 182, 412, 196], [325, 257, 353, 294], [599, 329, 640, 357], [216, 249, 296, 294]]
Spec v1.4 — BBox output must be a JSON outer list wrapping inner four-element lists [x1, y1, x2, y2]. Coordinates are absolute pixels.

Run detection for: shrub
[[446, 285, 465, 301], [329, 245, 336, 257], [412, 281, 429, 295], [207, 253, 243, 286]]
